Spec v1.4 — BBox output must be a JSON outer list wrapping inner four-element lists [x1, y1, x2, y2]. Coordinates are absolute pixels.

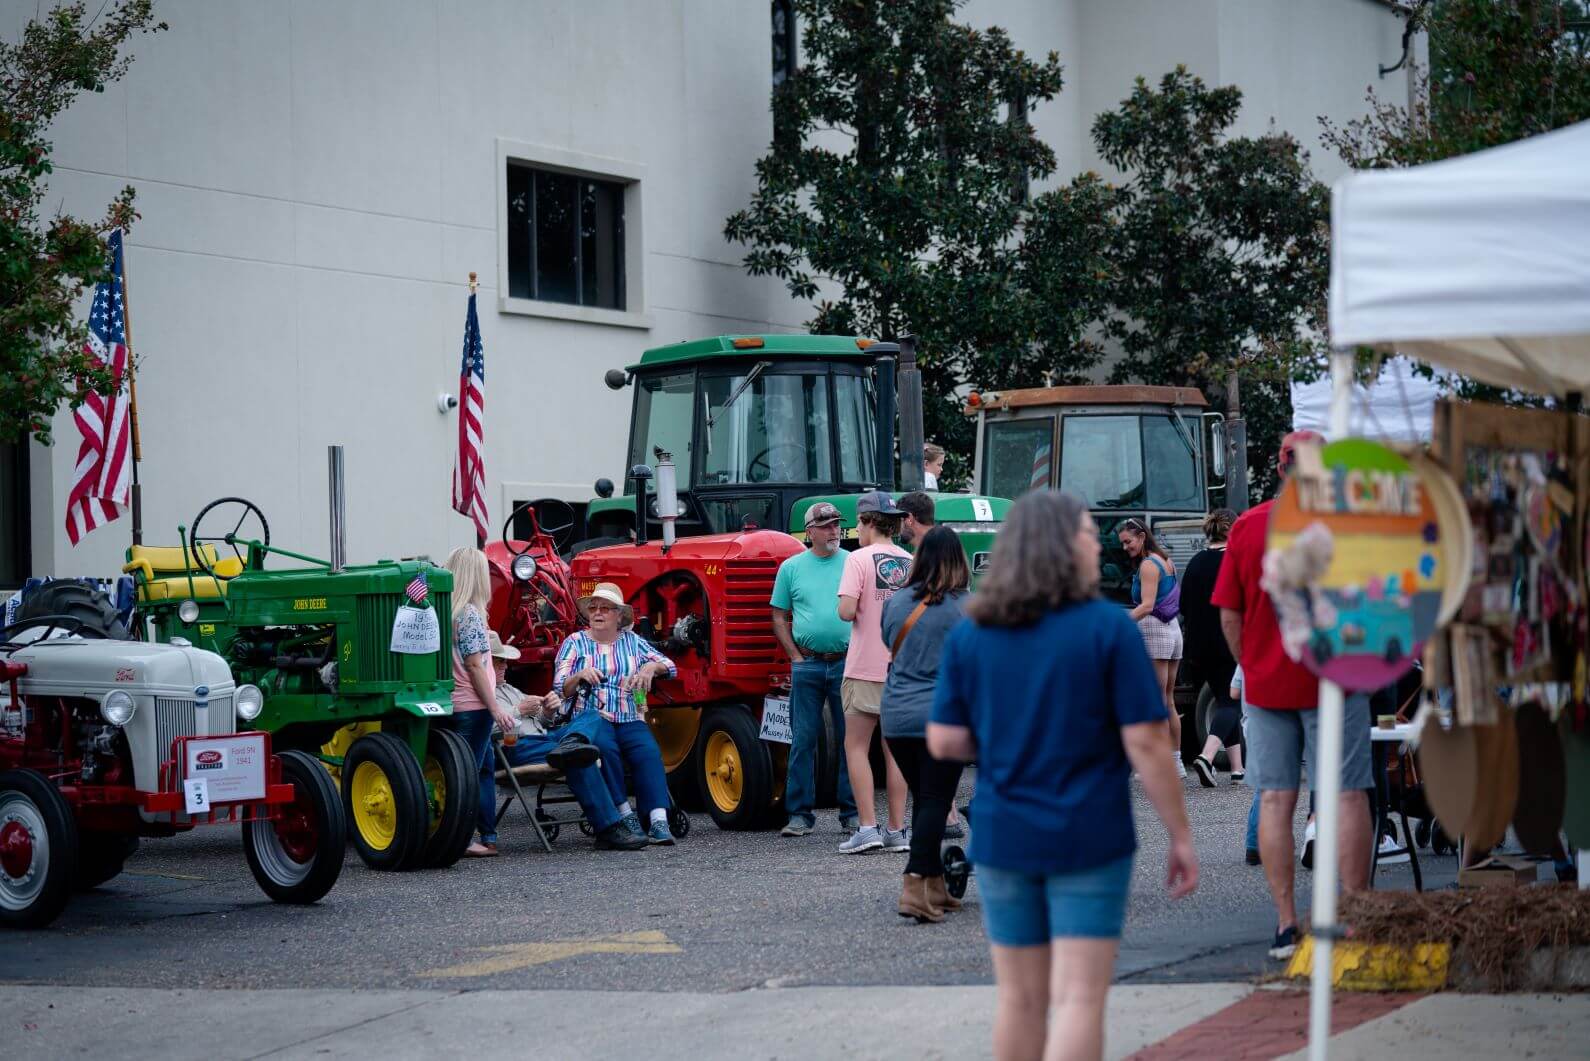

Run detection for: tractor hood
[[572, 528, 801, 583], [8, 638, 235, 700]]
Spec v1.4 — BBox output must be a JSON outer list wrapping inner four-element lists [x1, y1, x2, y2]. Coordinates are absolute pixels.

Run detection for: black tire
[[74, 833, 138, 891], [667, 807, 690, 839], [0, 769, 79, 928], [13, 582, 126, 640], [696, 707, 774, 831], [815, 704, 839, 809], [418, 728, 478, 869], [942, 845, 971, 900], [534, 810, 561, 845], [244, 750, 346, 904], [342, 732, 429, 871]]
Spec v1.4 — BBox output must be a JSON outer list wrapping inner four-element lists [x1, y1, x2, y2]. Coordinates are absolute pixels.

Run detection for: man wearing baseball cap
[[1211, 430, 1371, 961], [770, 501, 859, 836]]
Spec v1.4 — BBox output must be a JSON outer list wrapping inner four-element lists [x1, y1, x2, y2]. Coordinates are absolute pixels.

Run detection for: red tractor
[[485, 477, 838, 831]]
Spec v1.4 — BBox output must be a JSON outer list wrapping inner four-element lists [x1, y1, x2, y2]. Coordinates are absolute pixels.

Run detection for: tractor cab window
[[699, 371, 834, 485], [627, 370, 696, 492], [834, 371, 878, 484], [1143, 415, 1202, 511], [982, 418, 1054, 499], [1061, 415, 1143, 509]]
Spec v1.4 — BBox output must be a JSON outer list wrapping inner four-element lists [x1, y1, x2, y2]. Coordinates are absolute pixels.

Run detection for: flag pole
[[120, 229, 144, 546], [469, 271, 484, 550]]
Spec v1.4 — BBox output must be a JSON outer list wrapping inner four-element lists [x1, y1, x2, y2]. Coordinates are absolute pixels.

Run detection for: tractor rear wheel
[[13, 581, 126, 640], [419, 727, 478, 869], [0, 769, 78, 928], [815, 706, 839, 809], [696, 707, 773, 831], [74, 833, 138, 891], [245, 750, 346, 904], [342, 733, 428, 871]]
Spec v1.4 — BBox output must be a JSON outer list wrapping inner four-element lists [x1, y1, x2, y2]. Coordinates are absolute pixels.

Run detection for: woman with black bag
[[879, 526, 970, 923]]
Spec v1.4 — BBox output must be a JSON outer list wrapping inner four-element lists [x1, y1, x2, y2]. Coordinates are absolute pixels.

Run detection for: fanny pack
[[1151, 580, 1181, 623]]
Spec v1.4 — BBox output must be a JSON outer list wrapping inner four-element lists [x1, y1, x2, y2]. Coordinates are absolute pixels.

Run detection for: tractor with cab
[[0, 612, 345, 928]]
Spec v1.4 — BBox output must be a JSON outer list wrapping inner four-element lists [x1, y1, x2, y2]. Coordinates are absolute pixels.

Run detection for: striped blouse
[[553, 630, 677, 724]]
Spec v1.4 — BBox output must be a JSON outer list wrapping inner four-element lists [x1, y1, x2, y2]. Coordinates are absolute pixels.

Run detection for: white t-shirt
[[923, 471, 938, 490]]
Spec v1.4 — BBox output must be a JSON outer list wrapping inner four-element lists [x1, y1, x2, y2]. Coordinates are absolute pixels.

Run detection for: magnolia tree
[[0, 1, 163, 445]]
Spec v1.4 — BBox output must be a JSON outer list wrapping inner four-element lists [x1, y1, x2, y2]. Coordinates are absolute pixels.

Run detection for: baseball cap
[[855, 491, 903, 516], [803, 502, 843, 528], [1278, 430, 1325, 474]]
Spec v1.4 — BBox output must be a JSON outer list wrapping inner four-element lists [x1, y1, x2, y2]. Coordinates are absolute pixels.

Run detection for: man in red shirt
[[1212, 430, 1372, 960]]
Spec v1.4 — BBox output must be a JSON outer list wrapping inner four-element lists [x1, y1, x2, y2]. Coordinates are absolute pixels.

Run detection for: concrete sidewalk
[[5, 984, 1585, 1059]]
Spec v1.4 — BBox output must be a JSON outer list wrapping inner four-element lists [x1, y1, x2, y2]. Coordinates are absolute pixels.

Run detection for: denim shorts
[[977, 856, 1134, 946]]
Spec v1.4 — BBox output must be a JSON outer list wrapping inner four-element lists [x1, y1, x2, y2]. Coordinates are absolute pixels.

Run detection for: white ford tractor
[[0, 611, 346, 928]]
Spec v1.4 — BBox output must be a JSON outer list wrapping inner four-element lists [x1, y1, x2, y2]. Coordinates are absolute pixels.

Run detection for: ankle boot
[[897, 873, 944, 923], [924, 874, 962, 912]]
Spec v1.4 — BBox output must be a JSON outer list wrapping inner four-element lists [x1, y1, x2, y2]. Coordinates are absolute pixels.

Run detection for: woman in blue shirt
[[929, 491, 1197, 1061]]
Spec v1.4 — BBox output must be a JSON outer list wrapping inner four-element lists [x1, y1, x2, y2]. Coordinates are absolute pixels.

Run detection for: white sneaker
[[1174, 755, 1187, 779], [1378, 831, 1409, 865], [838, 825, 883, 854], [1300, 819, 1316, 870]]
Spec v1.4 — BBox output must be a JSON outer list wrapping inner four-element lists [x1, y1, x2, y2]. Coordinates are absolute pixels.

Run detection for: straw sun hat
[[487, 631, 521, 661], [577, 582, 634, 624]]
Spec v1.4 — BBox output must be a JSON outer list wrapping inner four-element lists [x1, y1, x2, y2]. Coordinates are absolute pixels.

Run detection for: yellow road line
[[422, 930, 681, 978]]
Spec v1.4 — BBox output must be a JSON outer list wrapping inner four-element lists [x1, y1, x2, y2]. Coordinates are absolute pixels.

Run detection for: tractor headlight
[[511, 554, 538, 582], [178, 600, 200, 624], [101, 690, 136, 727], [235, 683, 264, 721]]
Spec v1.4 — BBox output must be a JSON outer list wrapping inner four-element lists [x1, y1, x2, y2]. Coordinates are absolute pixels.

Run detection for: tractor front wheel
[[245, 750, 346, 904], [74, 833, 138, 891], [419, 727, 478, 869], [0, 769, 78, 929], [696, 707, 773, 831], [342, 733, 429, 871]]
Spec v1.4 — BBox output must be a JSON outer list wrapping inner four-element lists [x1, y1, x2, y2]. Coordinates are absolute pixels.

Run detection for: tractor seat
[[123, 544, 244, 601]]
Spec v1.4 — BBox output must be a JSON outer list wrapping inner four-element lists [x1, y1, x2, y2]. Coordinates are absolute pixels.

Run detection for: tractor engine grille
[[353, 590, 452, 683], [154, 694, 234, 764], [723, 559, 782, 666]]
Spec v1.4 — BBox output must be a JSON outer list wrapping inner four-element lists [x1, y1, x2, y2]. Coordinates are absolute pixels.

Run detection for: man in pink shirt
[[837, 491, 912, 853]]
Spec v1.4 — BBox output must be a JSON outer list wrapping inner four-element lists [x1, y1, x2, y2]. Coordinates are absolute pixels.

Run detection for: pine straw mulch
[[1340, 884, 1590, 991]]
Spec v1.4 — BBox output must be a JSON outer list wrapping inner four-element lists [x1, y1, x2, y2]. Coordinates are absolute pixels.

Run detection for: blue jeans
[[610, 718, 671, 816], [445, 709, 499, 845], [978, 856, 1134, 945], [785, 657, 856, 824], [502, 710, 625, 833]]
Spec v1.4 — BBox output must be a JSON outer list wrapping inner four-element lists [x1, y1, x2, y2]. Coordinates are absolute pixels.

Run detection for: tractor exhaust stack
[[872, 343, 898, 491], [328, 445, 347, 573], [630, 464, 653, 547], [897, 335, 925, 491], [654, 450, 678, 554]]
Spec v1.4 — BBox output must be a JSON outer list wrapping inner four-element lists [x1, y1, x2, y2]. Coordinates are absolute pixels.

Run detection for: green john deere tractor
[[126, 482, 477, 872], [579, 334, 1007, 565]]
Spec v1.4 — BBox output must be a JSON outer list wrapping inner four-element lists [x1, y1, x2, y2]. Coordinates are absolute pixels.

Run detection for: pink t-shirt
[[838, 543, 912, 681]]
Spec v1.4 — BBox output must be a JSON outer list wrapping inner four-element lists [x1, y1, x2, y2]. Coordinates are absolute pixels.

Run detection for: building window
[[772, 0, 797, 88], [506, 164, 626, 311]]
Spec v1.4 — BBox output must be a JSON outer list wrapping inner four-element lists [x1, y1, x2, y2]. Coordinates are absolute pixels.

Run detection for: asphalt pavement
[[0, 771, 1449, 992]]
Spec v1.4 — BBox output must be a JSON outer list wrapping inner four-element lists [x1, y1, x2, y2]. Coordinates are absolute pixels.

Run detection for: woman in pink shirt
[[445, 546, 516, 858], [836, 492, 912, 854]]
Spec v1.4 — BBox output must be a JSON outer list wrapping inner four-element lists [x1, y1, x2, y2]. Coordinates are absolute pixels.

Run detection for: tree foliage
[[1092, 68, 1330, 501], [725, 0, 1114, 482], [0, 1, 163, 445]]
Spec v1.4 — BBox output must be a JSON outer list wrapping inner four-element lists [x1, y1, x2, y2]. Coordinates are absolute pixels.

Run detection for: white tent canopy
[[1329, 119, 1590, 396], [1290, 356, 1443, 442]]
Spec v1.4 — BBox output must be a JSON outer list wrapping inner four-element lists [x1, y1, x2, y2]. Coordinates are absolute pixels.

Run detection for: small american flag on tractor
[[404, 574, 429, 606]]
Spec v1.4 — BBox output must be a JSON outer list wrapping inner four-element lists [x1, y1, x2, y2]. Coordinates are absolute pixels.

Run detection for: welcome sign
[[1266, 439, 1449, 691]]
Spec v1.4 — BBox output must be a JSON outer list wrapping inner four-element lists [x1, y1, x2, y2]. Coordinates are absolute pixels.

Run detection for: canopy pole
[[1308, 348, 1355, 1061]]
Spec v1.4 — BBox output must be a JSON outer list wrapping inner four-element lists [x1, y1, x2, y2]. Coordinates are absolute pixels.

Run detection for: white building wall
[[16, 0, 1402, 579]]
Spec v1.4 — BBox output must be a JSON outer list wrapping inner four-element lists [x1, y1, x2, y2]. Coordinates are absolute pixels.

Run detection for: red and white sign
[[183, 734, 266, 805]]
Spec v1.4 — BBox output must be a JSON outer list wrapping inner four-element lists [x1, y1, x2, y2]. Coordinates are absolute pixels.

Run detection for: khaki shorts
[[841, 677, 884, 717]]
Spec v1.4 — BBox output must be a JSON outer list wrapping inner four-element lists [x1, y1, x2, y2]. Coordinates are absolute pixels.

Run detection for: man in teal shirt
[[770, 502, 859, 836]]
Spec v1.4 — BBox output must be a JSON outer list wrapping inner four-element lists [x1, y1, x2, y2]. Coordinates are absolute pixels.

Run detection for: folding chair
[[491, 732, 593, 853]]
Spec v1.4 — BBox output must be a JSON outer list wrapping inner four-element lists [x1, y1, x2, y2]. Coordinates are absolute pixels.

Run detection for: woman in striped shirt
[[554, 582, 680, 845]]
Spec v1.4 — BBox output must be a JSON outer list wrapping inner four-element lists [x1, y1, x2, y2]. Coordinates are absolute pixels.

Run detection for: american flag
[[404, 574, 429, 606], [65, 231, 133, 546], [451, 289, 488, 543]]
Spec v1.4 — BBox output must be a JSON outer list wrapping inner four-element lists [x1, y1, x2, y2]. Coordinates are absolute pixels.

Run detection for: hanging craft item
[[1264, 438, 1451, 692], [1511, 701, 1567, 856], [1415, 705, 1479, 839]]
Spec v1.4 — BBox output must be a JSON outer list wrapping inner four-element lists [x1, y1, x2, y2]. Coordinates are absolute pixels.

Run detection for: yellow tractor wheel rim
[[423, 755, 447, 838], [350, 761, 398, 851], [704, 731, 743, 813]]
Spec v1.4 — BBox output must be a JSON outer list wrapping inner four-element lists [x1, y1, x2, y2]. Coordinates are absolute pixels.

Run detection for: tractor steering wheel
[[504, 498, 578, 555], [746, 442, 810, 484], [190, 497, 271, 580]]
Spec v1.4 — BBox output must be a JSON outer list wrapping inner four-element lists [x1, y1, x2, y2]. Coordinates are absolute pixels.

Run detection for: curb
[[1284, 937, 1450, 990]]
